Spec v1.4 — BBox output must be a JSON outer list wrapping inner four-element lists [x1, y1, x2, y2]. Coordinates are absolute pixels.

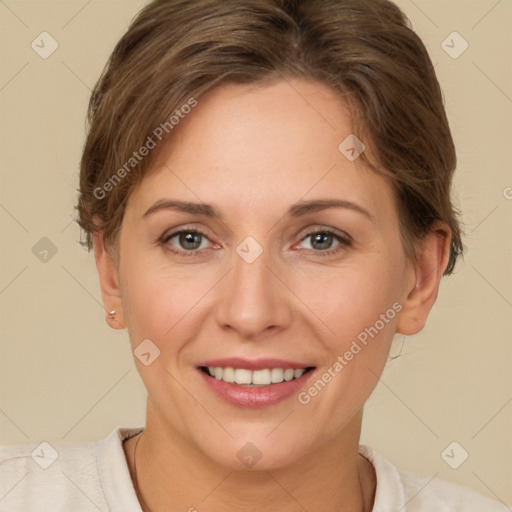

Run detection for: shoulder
[[359, 445, 508, 512], [0, 426, 142, 512], [398, 465, 507, 511], [0, 436, 105, 512]]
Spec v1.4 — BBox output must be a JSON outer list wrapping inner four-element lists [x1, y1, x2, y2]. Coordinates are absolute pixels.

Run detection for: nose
[[215, 245, 293, 340]]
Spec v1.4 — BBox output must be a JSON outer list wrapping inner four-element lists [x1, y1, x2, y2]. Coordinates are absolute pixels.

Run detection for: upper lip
[[196, 358, 315, 371]]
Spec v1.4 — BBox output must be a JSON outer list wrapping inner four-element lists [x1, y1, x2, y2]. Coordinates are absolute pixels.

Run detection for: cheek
[[294, 274, 400, 433], [297, 258, 403, 345], [119, 252, 216, 346]]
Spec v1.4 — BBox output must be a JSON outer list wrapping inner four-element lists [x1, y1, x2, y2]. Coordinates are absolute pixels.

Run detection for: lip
[[196, 357, 313, 371], [196, 360, 316, 409]]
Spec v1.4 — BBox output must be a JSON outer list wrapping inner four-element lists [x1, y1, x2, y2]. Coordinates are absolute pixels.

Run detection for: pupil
[[313, 233, 331, 250], [181, 232, 200, 250]]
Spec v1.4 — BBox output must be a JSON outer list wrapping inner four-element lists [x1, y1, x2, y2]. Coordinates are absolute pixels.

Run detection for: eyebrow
[[142, 198, 373, 221]]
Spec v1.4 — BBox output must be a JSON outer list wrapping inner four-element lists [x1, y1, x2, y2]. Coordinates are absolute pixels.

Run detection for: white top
[[0, 426, 506, 511]]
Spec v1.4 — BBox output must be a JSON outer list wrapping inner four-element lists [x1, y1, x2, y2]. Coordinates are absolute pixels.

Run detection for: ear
[[92, 224, 126, 330], [396, 222, 451, 336]]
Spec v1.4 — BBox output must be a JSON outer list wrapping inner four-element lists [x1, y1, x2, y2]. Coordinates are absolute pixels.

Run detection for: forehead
[[126, 79, 395, 224]]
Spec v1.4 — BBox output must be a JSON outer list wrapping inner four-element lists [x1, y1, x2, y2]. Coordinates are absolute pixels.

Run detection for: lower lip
[[198, 369, 315, 408]]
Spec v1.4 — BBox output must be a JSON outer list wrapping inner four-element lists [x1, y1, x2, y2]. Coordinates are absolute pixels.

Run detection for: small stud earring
[[108, 310, 116, 319]]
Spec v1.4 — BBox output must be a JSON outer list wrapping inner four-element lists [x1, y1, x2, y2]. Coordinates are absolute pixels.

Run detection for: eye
[[297, 229, 352, 255], [161, 229, 213, 255], [159, 227, 351, 258]]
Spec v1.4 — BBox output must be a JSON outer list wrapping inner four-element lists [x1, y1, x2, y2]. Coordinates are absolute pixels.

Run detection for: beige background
[[1, 0, 511, 505]]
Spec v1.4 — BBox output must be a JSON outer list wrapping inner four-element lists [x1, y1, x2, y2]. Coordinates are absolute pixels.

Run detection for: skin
[[94, 79, 451, 512]]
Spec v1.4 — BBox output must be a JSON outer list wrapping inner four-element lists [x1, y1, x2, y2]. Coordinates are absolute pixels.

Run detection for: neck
[[124, 409, 376, 512]]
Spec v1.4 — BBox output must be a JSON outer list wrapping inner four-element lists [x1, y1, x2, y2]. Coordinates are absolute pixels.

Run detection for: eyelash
[[159, 227, 352, 258]]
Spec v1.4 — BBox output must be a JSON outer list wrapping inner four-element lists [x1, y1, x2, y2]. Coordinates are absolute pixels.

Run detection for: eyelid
[[161, 224, 215, 242], [297, 224, 353, 243]]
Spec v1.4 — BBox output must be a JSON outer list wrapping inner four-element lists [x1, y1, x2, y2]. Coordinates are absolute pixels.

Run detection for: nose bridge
[[217, 241, 291, 337]]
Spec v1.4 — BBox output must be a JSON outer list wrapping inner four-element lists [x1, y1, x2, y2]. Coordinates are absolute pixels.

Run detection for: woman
[[0, 0, 506, 510]]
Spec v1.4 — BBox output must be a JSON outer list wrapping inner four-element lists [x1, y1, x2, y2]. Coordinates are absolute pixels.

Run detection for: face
[[113, 79, 415, 469]]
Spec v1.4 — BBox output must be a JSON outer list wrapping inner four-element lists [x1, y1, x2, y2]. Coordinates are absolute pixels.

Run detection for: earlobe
[[92, 228, 126, 330], [395, 223, 452, 336]]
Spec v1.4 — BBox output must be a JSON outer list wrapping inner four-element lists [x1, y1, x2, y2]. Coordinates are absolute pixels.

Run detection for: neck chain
[[132, 433, 371, 512]]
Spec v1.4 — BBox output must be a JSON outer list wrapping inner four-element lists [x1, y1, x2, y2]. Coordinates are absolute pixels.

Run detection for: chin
[[194, 429, 317, 472]]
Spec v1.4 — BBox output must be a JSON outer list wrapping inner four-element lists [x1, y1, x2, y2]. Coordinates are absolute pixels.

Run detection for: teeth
[[234, 369, 252, 385], [222, 367, 235, 383], [252, 369, 271, 385], [284, 369, 294, 381], [270, 368, 284, 383], [205, 366, 307, 386]]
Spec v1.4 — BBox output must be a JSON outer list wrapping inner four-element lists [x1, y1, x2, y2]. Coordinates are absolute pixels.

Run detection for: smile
[[200, 366, 314, 386], [196, 359, 317, 408]]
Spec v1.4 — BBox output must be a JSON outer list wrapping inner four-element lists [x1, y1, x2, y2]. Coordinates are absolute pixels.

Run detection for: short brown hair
[[77, 0, 463, 274]]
